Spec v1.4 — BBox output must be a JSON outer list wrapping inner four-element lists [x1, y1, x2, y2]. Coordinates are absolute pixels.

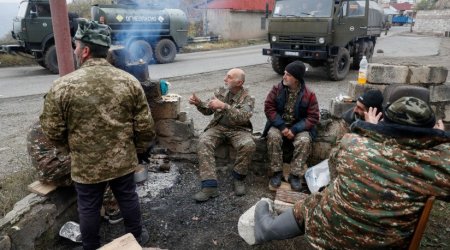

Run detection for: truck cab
[[263, 0, 383, 80]]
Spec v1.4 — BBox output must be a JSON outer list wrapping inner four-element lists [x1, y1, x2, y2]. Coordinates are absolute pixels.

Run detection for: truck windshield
[[273, 0, 333, 17], [17, 1, 29, 18]]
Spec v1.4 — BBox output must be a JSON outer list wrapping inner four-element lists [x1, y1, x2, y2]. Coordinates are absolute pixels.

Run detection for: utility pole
[[203, 0, 208, 36], [49, 0, 75, 76]]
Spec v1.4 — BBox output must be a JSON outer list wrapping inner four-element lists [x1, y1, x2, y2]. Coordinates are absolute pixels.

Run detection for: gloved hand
[[254, 200, 302, 244]]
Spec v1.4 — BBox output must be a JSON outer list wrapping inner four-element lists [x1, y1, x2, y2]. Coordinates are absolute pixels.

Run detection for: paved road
[[0, 26, 441, 99]]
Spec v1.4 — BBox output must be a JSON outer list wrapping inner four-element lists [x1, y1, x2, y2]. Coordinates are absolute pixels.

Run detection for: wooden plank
[[268, 181, 291, 192], [27, 180, 57, 196], [274, 199, 294, 214], [99, 233, 142, 250], [408, 196, 436, 250], [275, 189, 308, 205]]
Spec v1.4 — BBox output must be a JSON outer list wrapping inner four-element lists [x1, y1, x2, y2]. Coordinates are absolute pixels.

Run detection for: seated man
[[27, 121, 122, 224], [253, 84, 450, 248], [342, 89, 383, 126], [189, 68, 256, 202], [263, 61, 320, 191]]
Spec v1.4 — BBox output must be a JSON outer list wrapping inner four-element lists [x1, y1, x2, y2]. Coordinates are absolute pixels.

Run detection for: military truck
[[91, 1, 189, 64], [263, 0, 384, 80], [1, 0, 79, 74]]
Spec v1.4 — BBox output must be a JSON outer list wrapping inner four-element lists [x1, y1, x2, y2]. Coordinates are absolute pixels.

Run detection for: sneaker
[[288, 174, 302, 192], [105, 210, 123, 225], [137, 227, 149, 246], [233, 179, 246, 196], [269, 171, 283, 189], [193, 187, 219, 202]]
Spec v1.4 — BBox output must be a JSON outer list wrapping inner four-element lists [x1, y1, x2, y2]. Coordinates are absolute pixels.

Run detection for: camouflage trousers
[[266, 127, 312, 177], [197, 125, 256, 181]]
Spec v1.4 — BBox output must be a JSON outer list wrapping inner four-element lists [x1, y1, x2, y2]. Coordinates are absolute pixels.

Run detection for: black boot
[[270, 171, 283, 189], [288, 174, 302, 192]]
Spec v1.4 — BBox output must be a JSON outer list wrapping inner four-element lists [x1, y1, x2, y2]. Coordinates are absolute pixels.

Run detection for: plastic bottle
[[357, 56, 368, 85]]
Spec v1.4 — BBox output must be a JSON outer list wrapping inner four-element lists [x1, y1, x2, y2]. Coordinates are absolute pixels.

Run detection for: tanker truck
[[263, 0, 384, 81], [91, 1, 189, 64]]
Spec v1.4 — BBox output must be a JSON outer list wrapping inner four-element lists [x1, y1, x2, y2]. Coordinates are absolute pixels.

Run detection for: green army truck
[[1, 0, 79, 74], [91, 1, 188, 64], [263, 0, 384, 80]]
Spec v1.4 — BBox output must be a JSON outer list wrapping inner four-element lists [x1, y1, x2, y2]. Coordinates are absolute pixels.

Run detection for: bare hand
[[434, 119, 445, 131], [286, 130, 295, 140], [364, 107, 382, 124], [281, 128, 290, 137], [208, 96, 226, 110], [189, 93, 201, 106]]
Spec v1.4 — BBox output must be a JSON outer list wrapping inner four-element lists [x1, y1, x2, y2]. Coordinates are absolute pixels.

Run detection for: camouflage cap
[[384, 96, 436, 128], [74, 18, 111, 47]]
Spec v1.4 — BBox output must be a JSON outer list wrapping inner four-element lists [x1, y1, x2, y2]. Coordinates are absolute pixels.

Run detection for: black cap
[[285, 61, 306, 84], [357, 89, 383, 111]]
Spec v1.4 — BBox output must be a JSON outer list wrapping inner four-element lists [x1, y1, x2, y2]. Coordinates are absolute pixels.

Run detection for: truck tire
[[44, 45, 59, 74], [128, 40, 153, 64], [327, 47, 350, 81], [271, 56, 288, 75], [154, 39, 177, 64], [351, 41, 367, 70]]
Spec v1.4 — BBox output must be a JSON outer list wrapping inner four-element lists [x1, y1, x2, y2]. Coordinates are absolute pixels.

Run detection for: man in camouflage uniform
[[189, 68, 256, 202], [40, 19, 155, 249], [253, 84, 450, 248], [263, 61, 320, 191], [27, 121, 122, 224]]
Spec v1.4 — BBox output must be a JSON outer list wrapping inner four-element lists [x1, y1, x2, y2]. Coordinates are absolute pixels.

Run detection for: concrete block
[[238, 198, 273, 246], [409, 65, 448, 85], [347, 81, 387, 100], [177, 111, 187, 122], [367, 63, 409, 84], [309, 142, 332, 166], [158, 137, 197, 154], [430, 84, 450, 102], [444, 104, 450, 122], [329, 99, 355, 119], [155, 119, 194, 140]]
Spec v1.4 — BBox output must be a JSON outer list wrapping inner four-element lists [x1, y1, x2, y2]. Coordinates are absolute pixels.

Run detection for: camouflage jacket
[[196, 87, 254, 132], [294, 120, 450, 249], [40, 58, 155, 184]]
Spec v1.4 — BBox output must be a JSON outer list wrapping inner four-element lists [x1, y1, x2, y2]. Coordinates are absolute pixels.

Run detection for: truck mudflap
[[263, 48, 327, 60]]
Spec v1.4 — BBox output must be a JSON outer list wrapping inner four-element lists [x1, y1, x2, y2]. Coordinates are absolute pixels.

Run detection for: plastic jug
[[357, 56, 368, 84]]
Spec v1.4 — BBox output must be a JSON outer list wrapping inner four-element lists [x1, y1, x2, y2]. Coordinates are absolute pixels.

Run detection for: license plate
[[285, 51, 299, 56]]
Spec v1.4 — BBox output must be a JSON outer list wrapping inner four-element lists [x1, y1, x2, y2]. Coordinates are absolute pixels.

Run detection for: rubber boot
[[193, 187, 219, 202]]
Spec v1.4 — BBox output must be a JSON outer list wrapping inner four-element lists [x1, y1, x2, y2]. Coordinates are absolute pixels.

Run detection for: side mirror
[[30, 10, 37, 18]]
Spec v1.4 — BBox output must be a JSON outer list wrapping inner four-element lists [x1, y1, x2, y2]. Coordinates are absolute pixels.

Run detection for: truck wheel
[[154, 39, 177, 64], [128, 40, 153, 64], [44, 45, 59, 74], [351, 41, 367, 70], [327, 47, 350, 81], [271, 56, 288, 75]]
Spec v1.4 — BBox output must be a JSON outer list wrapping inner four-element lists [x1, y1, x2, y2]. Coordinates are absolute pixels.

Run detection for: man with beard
[[40, 19, 155, 249], [189, 68, 256, 202], [263, 61, 320, 192], [342, 89, 383, 126]]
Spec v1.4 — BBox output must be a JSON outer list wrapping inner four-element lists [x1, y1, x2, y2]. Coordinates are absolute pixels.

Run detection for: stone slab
[[99, 233, 142, 250], [409, 65, 448, 85], [367, 63, 409, 84], [347, 81, 387, 100], [430, 84, 450, 103], [155, 119, 194, 140]]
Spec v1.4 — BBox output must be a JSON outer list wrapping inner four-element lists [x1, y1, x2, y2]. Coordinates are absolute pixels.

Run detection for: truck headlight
[[271, 36, 277, 42], [318, 37, 325, 44]]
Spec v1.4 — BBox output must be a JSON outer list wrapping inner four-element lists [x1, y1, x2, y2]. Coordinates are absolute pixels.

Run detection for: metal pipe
[[49, 0, 75, 76]]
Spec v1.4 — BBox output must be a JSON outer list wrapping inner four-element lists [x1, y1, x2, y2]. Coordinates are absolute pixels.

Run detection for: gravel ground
[[1, 32, 449, 249]]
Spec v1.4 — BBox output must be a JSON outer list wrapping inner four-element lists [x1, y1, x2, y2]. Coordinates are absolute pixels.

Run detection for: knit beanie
[[285, 61, 306, 84], [357, 89, 383, 111]]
